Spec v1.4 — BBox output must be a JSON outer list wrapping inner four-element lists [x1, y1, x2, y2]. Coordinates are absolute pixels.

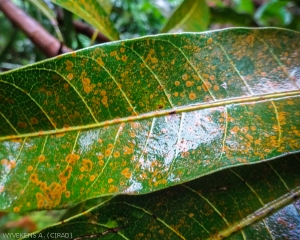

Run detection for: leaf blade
[[51, 0, 119, 40], [0, 28, 300, 212], [26, 153, 300, 239]]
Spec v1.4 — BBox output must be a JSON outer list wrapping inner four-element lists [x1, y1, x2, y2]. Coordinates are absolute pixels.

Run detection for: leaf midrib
[[0, 90, 299, 141]]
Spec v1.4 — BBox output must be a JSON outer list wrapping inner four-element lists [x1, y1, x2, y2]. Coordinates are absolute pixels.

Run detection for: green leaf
[[51, 0, 119, 40], [97, 0, 112, 15], [232, 0, 255, 15], [0, 28, 300, 212], [26, 153, 300, 239], [254, 1, 292, 27], [161, 0, 210, 33]]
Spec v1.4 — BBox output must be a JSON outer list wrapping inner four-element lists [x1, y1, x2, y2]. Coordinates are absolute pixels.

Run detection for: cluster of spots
[[80, 70, 95, 94], [29, 153, 80, 210], [1, 159, 16, 171], [80, 159, 93, 172]]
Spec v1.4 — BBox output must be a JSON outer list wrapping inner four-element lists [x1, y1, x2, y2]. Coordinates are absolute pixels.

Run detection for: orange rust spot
[[254, 139, 261, 145], [240, 127, 249, 134], [108, 144, 114, 149], [246, 35, 254, 47], [65, 60, 74, 71], [56, 133, 65, 138], [105, 149, 112, 157], [207, 38, 213, 44], [13, 207, 20, 213], [110, 51, 117, 56], [113, 151, 120, 158], [59, 166, 72, 180], [71, 52, 76, 57], [209, 75, 215, 81], [186, 81, 193, 87], [67, 73, 73, 80], [121, 168, 131, 178], [97, 153, 104, 160], [98, 159, 104, 166], [120, 47, 125, 53], [287, 101, 294, 105], [82, 77, 92, 94], [213, 85, 219, 91], [189, 92, 196, 100], [123, 146, 133, 155], [38, 155, 45, 162], [175, 81, 180, 86], [182, 74, 188, 81], [18, 122, 27, 128], [96, 57, 104, 66], [66, 153, 80, 165], [230, 126, 240, 134], [27, 166, 33, 171], [82, 159, 93, 171], [130, 131, 136, 138], [30, 117, 38, 125], [30, 173, 38, 184], [65, 191, 71, 198], [97, 138, 103, 144], [89, 175, 95, 181], [108, 178, 114, 183], [121, 55, 128, 62]]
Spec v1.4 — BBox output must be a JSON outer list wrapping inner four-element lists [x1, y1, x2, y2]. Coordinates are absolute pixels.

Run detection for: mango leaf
[[161, 0, 210, 33], [0, 28, 300, 212], [24, 153, 300, 239], [51, 0, 119, 40], [97, 0, 112, 15]]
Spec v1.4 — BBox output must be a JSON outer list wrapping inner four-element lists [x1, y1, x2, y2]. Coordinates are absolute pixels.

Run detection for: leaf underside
[[0, 28, 300, 212], [28, 153, 300, 240], [51, 0, 119, 40]]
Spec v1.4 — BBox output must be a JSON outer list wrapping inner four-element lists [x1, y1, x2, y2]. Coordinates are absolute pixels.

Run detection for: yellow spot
[[30, 117, 38, 125], [121, 168, 131, 178], [110, 51, 117, 56], [98, 160, 104, 166], [130, 132, 136, 138], [186, 81, 193, 87], [27, 166, 33, 171], [159, 230, 164, 235], [66, 153, 80, 165], [182, 74, 188, 81], [82, 77, 92, 94], [65, 191, 71, 198], [108, 178, 114, 183], [97, 153, 104, 160], [230, 126, 240, 134], [189, 213, 194, 218], [113, 151, 120, 158], [27, 202, 31, 207], [90, 175, 96, 181], [67, 73, 73, 80], [189, 92, 196, 100], [175, 81, 180, 86], [30, 173, 38, 183], [65, 60, 74, 71], [120, 47, 125, 53], [207, 38, 213, 44], [96, 57, 104, 66], [287, 101, 294, 105], [82, 159, 93, 171], [38, 155, 45, 162], [209, 75, 215, 81], [71, 52, 76, 57], [240, 127, 249, 134], [20, 189, 24, 194], [173, 92, 179, 97], [121, 55, 127, 62], [108, 144, 114, 149], [213, 85, 219, 91], [13, 207, 20, 213], [105, 149, 112, 157]]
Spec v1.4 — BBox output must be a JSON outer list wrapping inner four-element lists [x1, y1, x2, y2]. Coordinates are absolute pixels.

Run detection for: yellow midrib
[[0, 90, 299, 141]]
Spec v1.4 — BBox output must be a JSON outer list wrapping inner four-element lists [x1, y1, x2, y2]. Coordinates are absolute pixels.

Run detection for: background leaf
[[51, 0, 119, 40], [0, 28, 300, 212], [27, 153, 300, 239], [161, 0, 210, 33]]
